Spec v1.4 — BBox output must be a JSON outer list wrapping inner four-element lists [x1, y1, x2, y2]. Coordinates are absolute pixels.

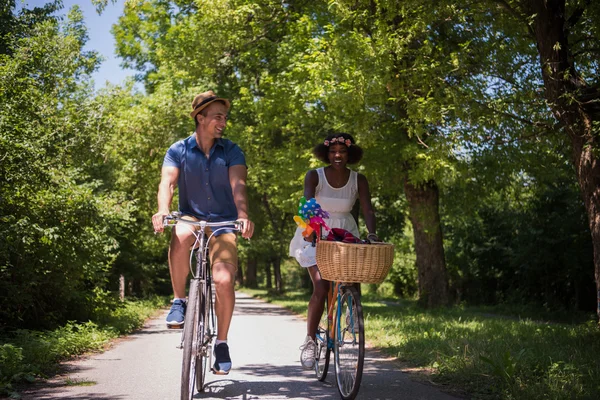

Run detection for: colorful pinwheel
[[294, 197, 330, 237]]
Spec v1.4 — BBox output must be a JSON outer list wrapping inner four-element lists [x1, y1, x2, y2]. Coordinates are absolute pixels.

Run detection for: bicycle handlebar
[[163, 213, 243, 231]]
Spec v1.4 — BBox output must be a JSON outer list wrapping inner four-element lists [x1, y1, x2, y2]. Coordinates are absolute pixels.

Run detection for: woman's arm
[[357, 173, 379, 240], [303, 169, 318, 199], [302, 170, 319, 241]]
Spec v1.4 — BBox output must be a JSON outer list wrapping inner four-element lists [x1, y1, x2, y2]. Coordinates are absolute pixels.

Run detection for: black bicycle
[[163, 212, 242, 400]]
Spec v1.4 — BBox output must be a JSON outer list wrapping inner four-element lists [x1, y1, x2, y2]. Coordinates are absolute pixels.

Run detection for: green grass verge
[[239, 288, 600, 400], [0, 296, 168, 398]]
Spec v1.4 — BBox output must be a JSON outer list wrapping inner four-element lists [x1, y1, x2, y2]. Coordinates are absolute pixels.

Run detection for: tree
[[484, 0, 600, 319], [0, 3, 128, 328]]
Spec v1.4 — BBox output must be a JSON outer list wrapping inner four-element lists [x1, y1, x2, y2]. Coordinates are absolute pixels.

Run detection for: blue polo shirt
[[163, 135, 246, 222]]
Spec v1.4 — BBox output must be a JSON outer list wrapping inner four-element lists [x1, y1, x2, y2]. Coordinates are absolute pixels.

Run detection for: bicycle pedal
[[166, 323, 184, 329]]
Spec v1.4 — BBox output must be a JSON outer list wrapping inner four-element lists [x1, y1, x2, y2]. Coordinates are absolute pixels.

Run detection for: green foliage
[[442, 147, 595, 311], [0, 1, 129, 328]]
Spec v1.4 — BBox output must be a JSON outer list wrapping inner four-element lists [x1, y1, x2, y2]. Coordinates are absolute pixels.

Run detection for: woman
[[289, 133, 380, 369]]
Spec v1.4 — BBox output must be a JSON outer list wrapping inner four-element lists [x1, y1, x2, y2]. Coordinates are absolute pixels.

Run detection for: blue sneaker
[[212, 343, 232, 375], [165, 299, 186, 328]]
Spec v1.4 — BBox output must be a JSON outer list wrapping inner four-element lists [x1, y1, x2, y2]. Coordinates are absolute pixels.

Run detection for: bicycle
[[313, 234, 394, 400], [163, 212, 242, 400], [314, 280, 364, 400]]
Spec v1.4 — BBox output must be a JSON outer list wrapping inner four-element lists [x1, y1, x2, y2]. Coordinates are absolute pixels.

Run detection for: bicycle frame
[[323, 282, 358, 350]]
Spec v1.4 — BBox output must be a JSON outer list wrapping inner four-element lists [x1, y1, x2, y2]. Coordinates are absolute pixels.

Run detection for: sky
[[23, 0, 136, 91]]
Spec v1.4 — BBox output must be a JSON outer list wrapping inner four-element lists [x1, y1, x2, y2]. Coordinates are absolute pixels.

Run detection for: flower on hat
[[324, 136, 352, 147]]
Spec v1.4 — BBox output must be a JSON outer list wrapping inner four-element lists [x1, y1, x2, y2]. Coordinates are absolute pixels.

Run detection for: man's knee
[[212, 262, 236, 287]]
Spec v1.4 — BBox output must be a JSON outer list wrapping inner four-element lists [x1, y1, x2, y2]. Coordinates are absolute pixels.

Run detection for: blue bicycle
[[313, 235, 394, 400], [315, 280, 364, 400]]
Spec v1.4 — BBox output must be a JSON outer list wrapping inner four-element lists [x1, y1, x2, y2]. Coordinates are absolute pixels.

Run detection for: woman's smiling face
[[328, 143, 349, 167]]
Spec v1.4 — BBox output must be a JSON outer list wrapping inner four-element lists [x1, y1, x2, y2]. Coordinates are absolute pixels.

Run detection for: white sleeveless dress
[[289, 167, 359, 268]]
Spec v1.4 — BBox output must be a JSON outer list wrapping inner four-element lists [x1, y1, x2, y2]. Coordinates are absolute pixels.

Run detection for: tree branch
[[566, 0, 591, 33], [472, 98, 555, 131], [572, 47, 600, 59], [490, 0, 536, 39]]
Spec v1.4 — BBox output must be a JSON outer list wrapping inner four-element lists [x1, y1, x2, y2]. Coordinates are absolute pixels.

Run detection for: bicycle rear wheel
[[334, 285, 364, 400], [181, 279, 200, 400], [315, 295, 331, 381]]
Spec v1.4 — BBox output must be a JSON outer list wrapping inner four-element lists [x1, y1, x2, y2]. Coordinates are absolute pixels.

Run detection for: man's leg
[[168, 225, 196, 298], [165, 224, 196, 327], [212, 262, 236, 340], [208, 232, 237, 374]]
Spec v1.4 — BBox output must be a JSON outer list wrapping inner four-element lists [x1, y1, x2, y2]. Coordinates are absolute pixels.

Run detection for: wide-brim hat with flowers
[[190, 90, 230, 119]]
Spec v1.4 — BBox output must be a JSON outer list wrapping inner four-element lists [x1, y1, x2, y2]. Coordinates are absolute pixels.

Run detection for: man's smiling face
[[198, 102, 228, 139]]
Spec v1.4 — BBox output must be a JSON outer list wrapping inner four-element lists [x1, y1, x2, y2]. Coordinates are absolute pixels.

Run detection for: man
[[151, 90, 254, 375]]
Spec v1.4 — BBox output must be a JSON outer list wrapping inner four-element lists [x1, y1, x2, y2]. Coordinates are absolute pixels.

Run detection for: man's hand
[[237, 218, 254, 239], [152, 211, 169, 233]]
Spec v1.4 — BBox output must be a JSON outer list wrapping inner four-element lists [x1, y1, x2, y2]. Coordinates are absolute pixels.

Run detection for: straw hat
[[190, 90, 230, 119]]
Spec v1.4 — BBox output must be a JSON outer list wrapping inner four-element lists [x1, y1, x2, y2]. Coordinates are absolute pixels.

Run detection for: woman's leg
[[306, 265, 330, 339]]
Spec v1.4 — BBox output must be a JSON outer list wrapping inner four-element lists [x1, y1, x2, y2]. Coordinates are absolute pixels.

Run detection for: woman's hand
[[303, 231, 316, 243], [367, 233, 381, 243]]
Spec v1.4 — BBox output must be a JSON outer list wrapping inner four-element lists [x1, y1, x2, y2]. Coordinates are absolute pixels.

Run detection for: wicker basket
[[316, 240, 395, 284]]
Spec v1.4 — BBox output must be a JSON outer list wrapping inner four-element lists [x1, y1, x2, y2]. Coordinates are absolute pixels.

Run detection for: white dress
[[289, 167, 359, 268]]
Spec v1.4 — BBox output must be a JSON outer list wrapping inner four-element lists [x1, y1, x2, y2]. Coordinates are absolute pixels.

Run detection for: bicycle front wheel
[[195, 280, 210, 392], [334, 285, 364, 400], [181, 279, 200, 400], [315, 294, 331, 381]]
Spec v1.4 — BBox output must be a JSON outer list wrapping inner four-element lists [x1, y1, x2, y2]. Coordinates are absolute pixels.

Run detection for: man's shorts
[[180, 215, 238, 269]]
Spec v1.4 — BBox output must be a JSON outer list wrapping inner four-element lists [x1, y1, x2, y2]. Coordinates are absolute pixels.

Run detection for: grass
[[239, 287, 600, 400], [64, 378, 96, 387], [0, 296, 168, 398]]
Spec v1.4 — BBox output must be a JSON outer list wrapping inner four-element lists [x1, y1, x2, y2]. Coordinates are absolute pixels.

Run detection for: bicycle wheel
[[181, 279, 200, 400], [315, 294, 331, 381], [195, 279, 209, 392], [334, 285, 364, 400]]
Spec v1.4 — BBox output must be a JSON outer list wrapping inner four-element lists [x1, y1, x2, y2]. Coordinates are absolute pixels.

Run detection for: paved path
[[20, 292, 463, 400]]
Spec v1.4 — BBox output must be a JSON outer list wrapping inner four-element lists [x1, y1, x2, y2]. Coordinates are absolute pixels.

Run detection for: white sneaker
[[299, 335, 316, 369]]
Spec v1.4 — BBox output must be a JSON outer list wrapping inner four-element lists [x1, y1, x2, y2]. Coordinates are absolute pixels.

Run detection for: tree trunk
[[236, 258, 244, 286], [526, 0, 600, 320], [246, 257, 258, 288], [265, 260, 272, 289], [119, 275, 125, 301], [404, 179, 450, 307], [272, 256, 283, 292]]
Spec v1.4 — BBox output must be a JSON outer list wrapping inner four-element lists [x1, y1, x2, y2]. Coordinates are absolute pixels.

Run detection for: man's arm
[[152, 166, 179, 233], [229, 164, 254, 239]]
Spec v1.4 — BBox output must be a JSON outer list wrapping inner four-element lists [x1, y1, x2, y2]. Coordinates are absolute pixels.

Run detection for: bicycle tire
[[195, 279, 209, 392], [334, 285, 364, 400], [181, 279, 200, 400], [315, 294, 331, 381]]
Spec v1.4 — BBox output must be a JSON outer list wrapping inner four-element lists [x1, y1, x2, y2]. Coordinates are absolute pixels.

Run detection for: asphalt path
[[19, 292, 463, 400]]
